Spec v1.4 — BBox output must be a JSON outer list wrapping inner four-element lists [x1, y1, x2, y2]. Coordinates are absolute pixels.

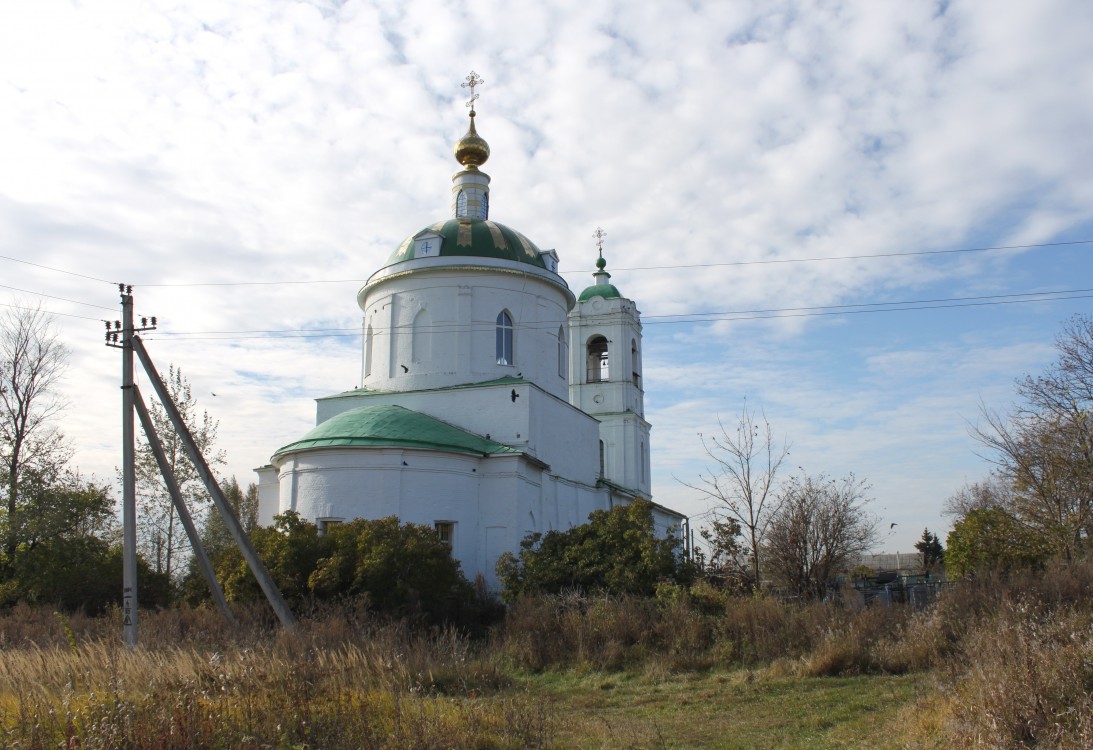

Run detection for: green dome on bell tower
[[577, 227, 622, 301]]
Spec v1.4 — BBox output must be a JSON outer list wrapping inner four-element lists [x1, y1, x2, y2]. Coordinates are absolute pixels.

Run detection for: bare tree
[[972, 314, 1093, 560], [135, 364, 225, 580], [973, 408, 1091, 560], [763, 472, 877, 600], [0, 303, 70, 562], [943, 475, 1013, 518], [681, 402, 790, 585]]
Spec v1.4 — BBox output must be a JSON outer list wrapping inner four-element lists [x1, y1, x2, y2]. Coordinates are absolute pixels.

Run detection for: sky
[[1, 0, 1091, 554]]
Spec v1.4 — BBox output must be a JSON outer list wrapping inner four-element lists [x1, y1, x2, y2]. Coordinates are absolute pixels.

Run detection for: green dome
[[273, 404, 518, 458], [578, 283, 622, 302], [386, 218, 547, 269]]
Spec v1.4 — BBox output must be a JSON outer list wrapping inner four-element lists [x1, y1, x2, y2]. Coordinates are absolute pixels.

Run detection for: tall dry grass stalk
[[943, 602, 1093, 749], [2, 559, 1091, 747], [0, 607, 550, 749]]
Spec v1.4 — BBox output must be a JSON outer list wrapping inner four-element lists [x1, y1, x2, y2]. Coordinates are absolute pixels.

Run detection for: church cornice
[[361, 257, 573, 304]]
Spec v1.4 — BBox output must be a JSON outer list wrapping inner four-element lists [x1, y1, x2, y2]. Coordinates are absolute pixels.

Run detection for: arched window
[[412, 309, 431, 363], [456, 190, 467, 217], [557, 325, 567, 378], [631, 339, 640, 388], [481, 191, 489, 219], [587, 336, 608, 383], [496, 310, 513, 365], [364, 324, 374, 377]]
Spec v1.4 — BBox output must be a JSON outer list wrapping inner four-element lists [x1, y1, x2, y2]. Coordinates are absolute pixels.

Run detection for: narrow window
[[587, 336, 608, 382], [412, 309, 431, 363], [631, 339, 640, 388], [317, 518, 343, 536], [456, 190, 467, 217], [496, 311, 513, 365], [640, 441, 646, 482], [364, 324, 374, 377], [557, 325, 567, 378], [435, 521, 454, 548], [481, 191, 489, 219], [598, 440, 605, 477]]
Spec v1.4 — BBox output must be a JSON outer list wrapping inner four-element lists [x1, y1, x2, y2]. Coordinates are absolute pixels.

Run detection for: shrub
[[206, 512, 483, 627], [496, 499, 693, 600]]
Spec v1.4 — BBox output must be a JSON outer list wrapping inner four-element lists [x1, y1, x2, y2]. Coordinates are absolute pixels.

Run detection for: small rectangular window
[[435, 521, 455, 547], [317, 518, 343, 536]]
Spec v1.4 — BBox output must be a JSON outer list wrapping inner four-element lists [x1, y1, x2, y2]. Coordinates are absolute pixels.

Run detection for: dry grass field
[[1, 564, 1090, 749]]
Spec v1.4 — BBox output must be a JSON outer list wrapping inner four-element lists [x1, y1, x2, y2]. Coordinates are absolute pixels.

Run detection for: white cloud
[[1, 0, 1091, 552]]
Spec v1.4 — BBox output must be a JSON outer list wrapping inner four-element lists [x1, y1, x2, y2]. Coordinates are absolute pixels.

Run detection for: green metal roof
[[577, 283, 622, 302], [273, 404, 519, 458], [385, 218, 547, 269]]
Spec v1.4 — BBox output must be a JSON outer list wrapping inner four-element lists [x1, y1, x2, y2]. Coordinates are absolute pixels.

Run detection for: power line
[[647, 292, 1093, 324], [0, 301, 107, 322], [5, 236, 1075, 289], [642, 288, 1093, 321], [607, 238, 1093, 273], [0, 254, 116, 285], [146, 287, 1092, 341], [0, 283, 118, 311]]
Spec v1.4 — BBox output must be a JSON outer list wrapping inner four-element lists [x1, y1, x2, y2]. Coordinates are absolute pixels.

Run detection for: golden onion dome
[[454, 111, 490, 169]]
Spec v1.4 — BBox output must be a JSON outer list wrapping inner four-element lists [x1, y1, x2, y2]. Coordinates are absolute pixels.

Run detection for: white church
[[256, 79, 685, 588]]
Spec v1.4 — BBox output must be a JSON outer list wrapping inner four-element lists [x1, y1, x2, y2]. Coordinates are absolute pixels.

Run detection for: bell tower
[[568, 229, 651, 497]]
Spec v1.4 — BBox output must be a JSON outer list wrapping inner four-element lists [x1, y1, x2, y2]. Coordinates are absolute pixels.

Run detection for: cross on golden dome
[[461, 71, 484, 113], [454, 71, 490, 169]]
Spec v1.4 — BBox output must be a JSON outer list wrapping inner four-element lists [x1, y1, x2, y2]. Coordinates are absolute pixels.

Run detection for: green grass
[[520, 667, 929, 749]]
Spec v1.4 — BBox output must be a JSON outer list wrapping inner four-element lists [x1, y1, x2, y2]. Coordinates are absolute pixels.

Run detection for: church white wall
[[597, 414, 653, 497], [358, 262, 572, 401], [313, 382, 602, 486], [270, 445, 637, 589], [255, 465, 279, 526]]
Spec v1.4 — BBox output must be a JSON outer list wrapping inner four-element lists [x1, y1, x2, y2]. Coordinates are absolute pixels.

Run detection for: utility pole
[[106, 286, 157, 647], [108, 289, 295, 638]]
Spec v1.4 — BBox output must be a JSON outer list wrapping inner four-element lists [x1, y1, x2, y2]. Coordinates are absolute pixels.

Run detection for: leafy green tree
[[945, 507, 1051, 576], [308, 516, 474, 620], [0, 472, 170, 612], [697, 515, 752, 591], [200, 476, 259, 559], [210, 512, 475, 623], [181, 476, 260, 603], [914, 528, 945, 573], [9, 536, 169, 613], [1, 303, 70, 566], [213, 511, 330, 604], [496, 499, 692, 600]]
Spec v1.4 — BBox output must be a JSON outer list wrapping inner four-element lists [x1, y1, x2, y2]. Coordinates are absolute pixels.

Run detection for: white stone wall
[[357, 259, 573, 401], [271, 445, 629, 588], [313, 382, 602, 486], [568, 292, 651, 496]]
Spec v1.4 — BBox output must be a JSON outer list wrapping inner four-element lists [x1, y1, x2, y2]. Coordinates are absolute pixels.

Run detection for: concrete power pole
[[106, 286, 158, 647], [119, 289, 137, 646], [109, 289, 296, 641], [104, 284, 153, 647]]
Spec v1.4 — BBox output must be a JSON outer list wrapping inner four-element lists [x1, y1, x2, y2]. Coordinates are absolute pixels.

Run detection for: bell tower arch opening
[[587, 335, 608, 383]]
